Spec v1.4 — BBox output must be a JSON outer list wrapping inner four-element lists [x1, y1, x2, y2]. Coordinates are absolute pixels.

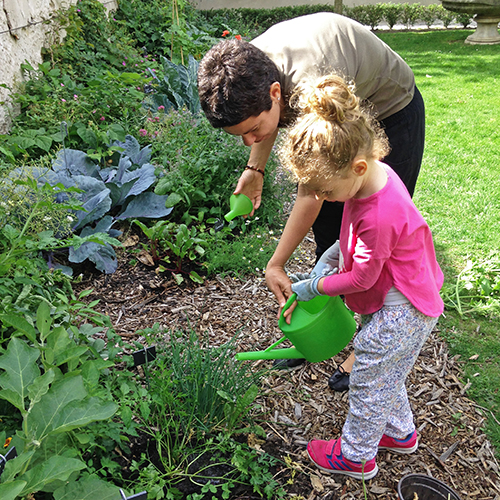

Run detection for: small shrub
[[456, 12, 473, 28], [383, 3, 404, 28], [420, 4, 440, 29], [365, 4, 385, 30], [345, 5, 370, 26], [400, 3, 423, 29], [436, 5, 456, 28]]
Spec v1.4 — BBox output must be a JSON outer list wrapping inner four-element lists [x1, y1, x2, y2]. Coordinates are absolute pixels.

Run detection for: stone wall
[[0, 0, 117, 134]]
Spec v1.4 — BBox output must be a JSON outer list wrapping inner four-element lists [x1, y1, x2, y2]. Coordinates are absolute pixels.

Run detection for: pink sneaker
[[378, 430, 418, 454], [307, 438, 378, 480]]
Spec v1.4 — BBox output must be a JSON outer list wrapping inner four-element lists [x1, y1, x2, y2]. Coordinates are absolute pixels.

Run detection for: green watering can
[[235, 293, 357, 363], [224, 194, 253, 222]]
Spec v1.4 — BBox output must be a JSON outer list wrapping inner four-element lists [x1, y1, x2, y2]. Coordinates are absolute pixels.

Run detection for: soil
[[73, 231, 500, 500]]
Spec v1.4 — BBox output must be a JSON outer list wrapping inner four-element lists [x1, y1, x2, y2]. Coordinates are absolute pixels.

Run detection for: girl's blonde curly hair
[[280, 75, 390, 185]]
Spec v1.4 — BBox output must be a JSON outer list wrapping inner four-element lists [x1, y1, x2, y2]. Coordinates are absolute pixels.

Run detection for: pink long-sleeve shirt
[[322, 165, 444, 317]]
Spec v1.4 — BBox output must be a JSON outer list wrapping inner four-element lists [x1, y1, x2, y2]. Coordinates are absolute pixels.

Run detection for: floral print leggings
[[341, 303, 439, 462]]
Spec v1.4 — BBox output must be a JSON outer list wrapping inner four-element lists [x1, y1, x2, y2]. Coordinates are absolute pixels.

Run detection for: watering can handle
[[280, 293, 297, 321]]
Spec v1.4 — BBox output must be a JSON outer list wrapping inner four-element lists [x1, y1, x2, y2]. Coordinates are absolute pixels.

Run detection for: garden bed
[[74, 234, 500, 499]]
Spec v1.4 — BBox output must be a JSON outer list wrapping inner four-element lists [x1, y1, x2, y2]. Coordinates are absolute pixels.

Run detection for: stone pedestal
[[465, 15, 500, 43], [442, 0, 500, 44]]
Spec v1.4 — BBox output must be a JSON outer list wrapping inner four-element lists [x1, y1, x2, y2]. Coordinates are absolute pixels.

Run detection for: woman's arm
[[266, 185, 323, 318], [233, 129, 279, 215]]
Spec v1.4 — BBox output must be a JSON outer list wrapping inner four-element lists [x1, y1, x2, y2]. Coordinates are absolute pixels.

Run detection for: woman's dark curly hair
[[197, 39, 280, 128]]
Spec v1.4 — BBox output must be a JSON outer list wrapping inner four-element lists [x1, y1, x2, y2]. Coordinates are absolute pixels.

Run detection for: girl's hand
[[291, 276, 323, 302]]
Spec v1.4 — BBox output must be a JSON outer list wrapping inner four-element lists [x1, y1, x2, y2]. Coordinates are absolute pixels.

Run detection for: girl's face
[[306, 166, 363, 203]]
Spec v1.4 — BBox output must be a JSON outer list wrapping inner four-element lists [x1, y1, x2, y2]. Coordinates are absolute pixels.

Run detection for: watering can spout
[[235, 347, 305, 361], [224, 194, 253, 222]]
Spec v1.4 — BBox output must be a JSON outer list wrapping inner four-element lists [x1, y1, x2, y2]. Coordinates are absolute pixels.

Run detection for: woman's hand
[[233, 169, 264, 216]]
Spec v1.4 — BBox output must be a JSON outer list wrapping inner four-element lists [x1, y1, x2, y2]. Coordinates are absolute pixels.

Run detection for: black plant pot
[[398, 474, 462, 500]]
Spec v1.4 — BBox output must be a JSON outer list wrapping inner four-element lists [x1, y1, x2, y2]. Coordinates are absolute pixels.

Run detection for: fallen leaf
[[137, 250, 155, 266], [310, 474, 324, 492], [248, 433, 265, 451], [371, 486, 390, 494], [122, 234, 140, 247]]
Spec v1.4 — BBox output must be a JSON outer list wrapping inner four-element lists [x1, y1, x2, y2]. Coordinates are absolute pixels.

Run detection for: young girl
[[280, 75, 444, 480]]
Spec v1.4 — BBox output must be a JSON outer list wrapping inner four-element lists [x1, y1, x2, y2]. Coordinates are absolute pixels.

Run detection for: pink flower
[[100, 116, 105, 121], [158, 105, 165, 111], [139, 129, 147, 137], [61, 99, 66, 102], [73, 94, 78, 100], [122, 62, 126, 66], [60, 83, 64, 87]]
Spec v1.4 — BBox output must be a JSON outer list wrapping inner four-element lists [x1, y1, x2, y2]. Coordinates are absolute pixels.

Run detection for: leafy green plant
[[150, 329, 264, 436], [144, 54, 201, 115], [111, 326, 285, 499], [344, 5, 370, 26], [0, 176, 119, 277], [133, 219, 208, 283], [0, 302, 119, 499], [23, 135, 172, 273], [204, 227, 280, 278], [0, 62, 147, 162], [45, 0, 142, 83], [455, 12, 473, 28], [442, 252, 500, 317], [151, 109, 294, 229]]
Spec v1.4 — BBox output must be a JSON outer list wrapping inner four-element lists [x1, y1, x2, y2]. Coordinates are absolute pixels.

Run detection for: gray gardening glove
[[291, 275, 323, 302], [311, 240, 340, 277], [288, 271, 311, 283]]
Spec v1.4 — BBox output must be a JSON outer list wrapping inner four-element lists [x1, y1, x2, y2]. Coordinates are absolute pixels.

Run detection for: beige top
[[251, 12, 415, 122]]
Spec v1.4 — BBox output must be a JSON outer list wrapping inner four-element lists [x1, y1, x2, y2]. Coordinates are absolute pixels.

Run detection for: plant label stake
[[0, 446, 17, 478], [119, 488, 147, 500], [133, 345, 156, 367], [213, 218, 224, 232], [133, 345, 156, 390]]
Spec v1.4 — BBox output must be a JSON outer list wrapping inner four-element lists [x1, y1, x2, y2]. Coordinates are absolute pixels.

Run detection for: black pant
[[312, 86, 425, 259]]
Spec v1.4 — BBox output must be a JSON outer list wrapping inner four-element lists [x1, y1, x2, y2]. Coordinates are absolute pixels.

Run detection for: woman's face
[[223, 103, 281, 146], [223, 82, 282, 147]]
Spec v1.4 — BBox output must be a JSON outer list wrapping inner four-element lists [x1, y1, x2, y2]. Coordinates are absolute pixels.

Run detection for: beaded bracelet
[[244, 165, 264, 176]]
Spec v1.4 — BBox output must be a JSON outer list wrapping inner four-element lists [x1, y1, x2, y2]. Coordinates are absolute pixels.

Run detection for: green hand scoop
[[224, 194, 253, 222], [235, 293, 357, 363]]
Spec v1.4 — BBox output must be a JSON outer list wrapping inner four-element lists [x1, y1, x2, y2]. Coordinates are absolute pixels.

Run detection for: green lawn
[[378, 29, 500, 452]]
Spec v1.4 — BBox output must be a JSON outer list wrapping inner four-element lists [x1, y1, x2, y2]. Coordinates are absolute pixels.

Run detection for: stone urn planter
[[441, 0, 500, 44]]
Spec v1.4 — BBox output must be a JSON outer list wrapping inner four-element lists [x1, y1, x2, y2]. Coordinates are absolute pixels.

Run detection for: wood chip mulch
[[75, 235, 500, 499]]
